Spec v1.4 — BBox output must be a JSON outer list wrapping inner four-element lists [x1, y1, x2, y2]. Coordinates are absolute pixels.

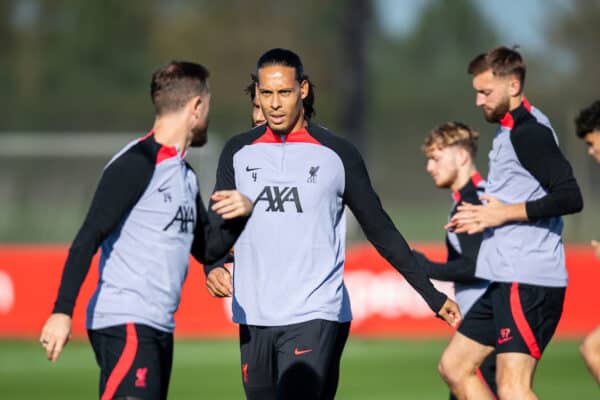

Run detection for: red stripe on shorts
[[476, 368, 497, 399], [101, 323, 139, 400], [509, 283, 541, 359]]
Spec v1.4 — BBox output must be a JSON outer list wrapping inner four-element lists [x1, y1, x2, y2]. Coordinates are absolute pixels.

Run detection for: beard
[[483, 98, 510, 123], [190, 123, 208, 148]]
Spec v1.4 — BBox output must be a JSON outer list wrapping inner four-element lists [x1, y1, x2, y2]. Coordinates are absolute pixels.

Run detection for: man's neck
[[450, 165, 477, 192], [509, 94, 524, 112], [152, 115, 188, 152]]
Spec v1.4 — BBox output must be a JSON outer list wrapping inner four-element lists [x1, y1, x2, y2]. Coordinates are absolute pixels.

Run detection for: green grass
[[0, 339, 596, 399]]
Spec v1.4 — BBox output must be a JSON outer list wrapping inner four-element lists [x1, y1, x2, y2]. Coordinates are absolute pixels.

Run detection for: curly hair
[[575, 100, 600, 138]]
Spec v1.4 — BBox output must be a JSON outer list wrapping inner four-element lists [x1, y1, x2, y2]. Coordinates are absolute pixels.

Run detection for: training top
[[413, 173, 489, 315], [52, 131, 245, 332], [476, 98, 582, 287], [208, 122, 447, 326]]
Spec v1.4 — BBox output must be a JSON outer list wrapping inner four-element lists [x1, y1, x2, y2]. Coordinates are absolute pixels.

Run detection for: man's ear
[[508, 76, 522, 97], [188, 95, 202, 117], [458, 146, 470, 167], [300, 80, 309, 100], [193, 95, 202, 110]]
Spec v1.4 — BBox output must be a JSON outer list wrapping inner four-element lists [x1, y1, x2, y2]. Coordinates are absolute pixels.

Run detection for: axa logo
[[163, 205, 195, 233], [255, 186, 303, 213]]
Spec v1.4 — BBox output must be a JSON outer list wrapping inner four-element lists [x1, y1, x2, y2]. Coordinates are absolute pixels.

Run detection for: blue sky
[[375, 0, 573, 52]]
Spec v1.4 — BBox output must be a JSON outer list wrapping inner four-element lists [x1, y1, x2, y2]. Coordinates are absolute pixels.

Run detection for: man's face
[[583, 130, 600, 163], [257, 65, 307, 135], [425, 145, 461, 189], [472, 69, 511, 123], [190, 90, 211, 147], [251, 97, 266, 127]]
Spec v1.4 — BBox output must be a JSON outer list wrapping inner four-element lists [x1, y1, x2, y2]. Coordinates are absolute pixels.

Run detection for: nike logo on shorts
[[293, 347, 313, 356]]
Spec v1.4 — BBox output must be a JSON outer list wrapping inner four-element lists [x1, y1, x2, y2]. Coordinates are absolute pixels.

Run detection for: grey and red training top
[[476, 99, 583, 287], [210, 122, 447, 326], [53, 132, 245, 332]]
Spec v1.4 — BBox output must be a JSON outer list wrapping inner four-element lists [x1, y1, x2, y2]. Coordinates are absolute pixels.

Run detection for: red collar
[[253, 126, 320, 145]]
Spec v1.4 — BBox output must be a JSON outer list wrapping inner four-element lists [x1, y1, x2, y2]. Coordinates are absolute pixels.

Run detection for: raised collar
[[499, 97, 532, 129], [452, 171, 484, 204], [253, 125, 320, 145]]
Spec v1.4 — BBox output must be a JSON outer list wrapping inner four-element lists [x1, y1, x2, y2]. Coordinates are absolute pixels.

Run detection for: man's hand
[[211, 190, 253, 219], [206, 266, 233, 297], [445, 194, 525, 234], [592, 240, 600, 261], [437, 298, 462, 328], [40, 313, 72, 362]]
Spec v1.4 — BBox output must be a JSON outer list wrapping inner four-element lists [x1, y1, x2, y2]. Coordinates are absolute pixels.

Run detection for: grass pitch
[[0, 338, 596, 399]]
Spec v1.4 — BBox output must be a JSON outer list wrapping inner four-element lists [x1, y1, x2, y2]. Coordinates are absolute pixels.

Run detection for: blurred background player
[[204, 70, 348, 400], [39, 61, 253, 400], [206, 48, 460, 399], [574, 99, 600, 384], [441, 46, 583, 399], [413, 121, 496, 398], [246, 74, 267, 127]]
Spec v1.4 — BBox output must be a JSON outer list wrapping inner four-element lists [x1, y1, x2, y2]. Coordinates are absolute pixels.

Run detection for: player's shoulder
[[510, 114, 556, 151], [307, 123, 362, 160], [461, 184, 483, 205], [107, 135, 159, 172], [226, 125, 268, 146]]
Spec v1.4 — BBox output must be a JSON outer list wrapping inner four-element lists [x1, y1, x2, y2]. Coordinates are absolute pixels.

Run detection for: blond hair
[[422, 121, 479, 158]]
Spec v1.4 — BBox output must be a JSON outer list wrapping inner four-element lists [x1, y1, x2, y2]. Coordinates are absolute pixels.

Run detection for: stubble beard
[[190, 123, 208, 147], [484, 98, 510, 123]]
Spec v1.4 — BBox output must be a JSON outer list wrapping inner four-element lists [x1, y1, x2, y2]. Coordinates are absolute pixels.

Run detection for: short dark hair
[[468, 46, 526, 94], [575, 100, 600, 138], [423, 121, 480, 158], [252, 49, 316, 120], [151, 61, 210, 116]]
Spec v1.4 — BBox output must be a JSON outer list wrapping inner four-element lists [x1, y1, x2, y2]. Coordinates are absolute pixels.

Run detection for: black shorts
[[239, 319, 350, 400], [88, 323, 173, 400], [458, 282, 565, 359]]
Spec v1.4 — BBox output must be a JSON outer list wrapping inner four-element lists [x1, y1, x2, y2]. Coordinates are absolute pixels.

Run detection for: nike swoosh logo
[[293, 348, 313, 356], [246, 166, 261, 172], [158, 186, 170, 192], [497, 337, 513, 344]]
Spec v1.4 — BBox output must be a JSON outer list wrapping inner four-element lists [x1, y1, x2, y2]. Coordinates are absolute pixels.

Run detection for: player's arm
[[203, 254, 234, 298], [342, 143, 459, 326], [41, 151, 153, 362], [191, 138, 250, 267], [592, 240, 600, 261], [448, 124, 583, 233], [512, 123, 583, 219], [412, 233, 481, 282], [414, 190, 483, 282]]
